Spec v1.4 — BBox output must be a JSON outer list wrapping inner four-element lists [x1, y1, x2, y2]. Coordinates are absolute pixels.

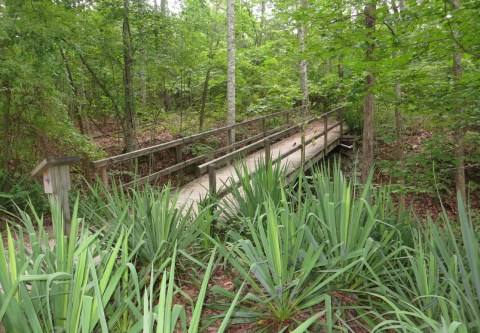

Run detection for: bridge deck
[[176, 120, 342, 211]]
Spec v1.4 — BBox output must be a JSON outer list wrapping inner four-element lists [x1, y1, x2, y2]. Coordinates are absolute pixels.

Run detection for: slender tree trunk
[[122, 0, 137, 153], [227, 0, 236, 144], [80, 66, 90, 135], [199, 29, 220, 132], [139, 43, 147, 108], [199, 68, 211, 132], [77, 51, 121, 120], [2, 83, 11, 180], [160, 0, 167, 15], [60, 46, 85, 135], [257, 0, 266, 47], [394, 71, 405, 208], [390, 1, 405, 208], [361, 2, 376, 183], [452, 0, 466, 201], [297, 0, 309, 109], [338, 63, 346, 128]]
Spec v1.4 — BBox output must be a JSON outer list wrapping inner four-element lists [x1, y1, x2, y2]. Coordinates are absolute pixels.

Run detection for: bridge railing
[[200, 106, 345, 196], [90, 106, 308, 188]]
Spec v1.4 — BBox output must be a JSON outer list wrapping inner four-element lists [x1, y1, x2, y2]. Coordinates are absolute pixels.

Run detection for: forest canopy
[[0, 0, 479, 198]]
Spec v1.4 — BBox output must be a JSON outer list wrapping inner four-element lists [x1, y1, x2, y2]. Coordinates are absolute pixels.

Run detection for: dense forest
[[0, 0, 479, 332], [1, 0, 479, 197]]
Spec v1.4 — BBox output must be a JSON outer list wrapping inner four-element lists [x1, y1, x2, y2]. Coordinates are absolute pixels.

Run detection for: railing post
[[286, 113, 290, 125], [301, 124, 306, 166], [31, 157, 79, 236], [339, 108, 344, 137], [175, 145, 183, 163], [264, 138, 271, 166], [99, 166, 109, 190], [262, 118, 266, 137], [208, 164, 216, 196], [324, 114, 328, 154], [175, 145, 184, 185], [227, 129, 233, 146]]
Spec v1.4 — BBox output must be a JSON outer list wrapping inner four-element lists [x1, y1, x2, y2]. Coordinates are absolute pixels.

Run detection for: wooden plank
[[208, 164, 216, 196], [176, 120, 342, 214], [264, 139, 271, 165], [99, 167, 109, 189], [324, 115, 328, 151], [31, 156, 79, 177]]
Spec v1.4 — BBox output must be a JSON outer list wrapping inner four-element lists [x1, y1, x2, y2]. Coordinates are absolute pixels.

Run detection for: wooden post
[[339, 108, 344, 137], [262, 118, 266, 137], [99, 166, 109, 189], [208, 164, 216, 196], [324, 115, 328, 154], [300, 123, 306, 166], [227, 129, 233, 146], [175, 145, 184, 185], [264, 139, 271, 166], [31, 157, 79, 236], [286, 113, 290, 125]]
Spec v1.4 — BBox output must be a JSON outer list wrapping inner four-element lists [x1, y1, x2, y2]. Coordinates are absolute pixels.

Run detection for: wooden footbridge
[[91, 106, 347, 210]]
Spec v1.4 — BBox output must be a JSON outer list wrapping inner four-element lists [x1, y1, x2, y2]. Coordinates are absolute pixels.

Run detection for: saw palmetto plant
[[83, 182, 214, 269], [0, 163, 478, 332], [0, 201, 143, 333]]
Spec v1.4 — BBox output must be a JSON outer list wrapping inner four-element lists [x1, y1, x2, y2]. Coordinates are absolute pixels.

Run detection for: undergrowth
[[0, 160, 478, 332]]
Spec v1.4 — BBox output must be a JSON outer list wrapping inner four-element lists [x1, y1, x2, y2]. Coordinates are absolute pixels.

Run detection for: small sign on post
[[31, 156, 80, 235]]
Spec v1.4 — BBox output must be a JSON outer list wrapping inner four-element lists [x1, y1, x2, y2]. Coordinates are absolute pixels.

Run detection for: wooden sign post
[[31, 156, 80, 235]]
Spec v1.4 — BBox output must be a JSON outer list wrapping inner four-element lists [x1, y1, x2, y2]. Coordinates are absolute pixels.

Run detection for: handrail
[[204, 106, 344, 196], [91, 106, 304, 169], [89, 104, 346, 190], [198, 107, 344, 175], [120, 125, 288, 188], [197, 119, 311, 174]]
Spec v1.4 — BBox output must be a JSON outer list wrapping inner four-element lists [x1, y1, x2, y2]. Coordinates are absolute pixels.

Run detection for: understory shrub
[[82, 182, 215, 269]]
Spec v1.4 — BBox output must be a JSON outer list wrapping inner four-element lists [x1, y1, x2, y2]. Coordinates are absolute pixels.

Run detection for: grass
[[0, 161, 478, 332]]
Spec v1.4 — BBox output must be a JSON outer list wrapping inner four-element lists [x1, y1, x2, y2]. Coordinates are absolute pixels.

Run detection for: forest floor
[[375, 128, 480, 219]]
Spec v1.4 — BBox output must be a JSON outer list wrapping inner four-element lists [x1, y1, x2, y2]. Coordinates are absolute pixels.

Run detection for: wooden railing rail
[[121, 125, 289, 188], [198, 119, 308, 174], [91, 106, 306, 187], [202, 106, 345, 195]]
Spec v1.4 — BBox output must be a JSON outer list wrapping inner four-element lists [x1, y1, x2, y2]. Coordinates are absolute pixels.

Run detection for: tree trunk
[[390, 1, 405, 208], [199, 68, 211, 132], [77, 51, 121, 120], [338, 63, 346, 133], [297, 0, 309, 109], [257, 0, 266, 47], [160, 0, 167, 15], [394, 74, 405, 208], [122, 0, 137, 153], [227, 0, 236, 144], [60, 46, 85, 135], [139, 45, 147, 108], [2, 83, 11, 180], [452, 0, 466, 201], [361, 2, 376, 183], [199, 28, 220, 132]]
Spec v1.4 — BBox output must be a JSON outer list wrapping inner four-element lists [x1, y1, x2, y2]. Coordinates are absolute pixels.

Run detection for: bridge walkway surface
[[177, 120, 342, 213]]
